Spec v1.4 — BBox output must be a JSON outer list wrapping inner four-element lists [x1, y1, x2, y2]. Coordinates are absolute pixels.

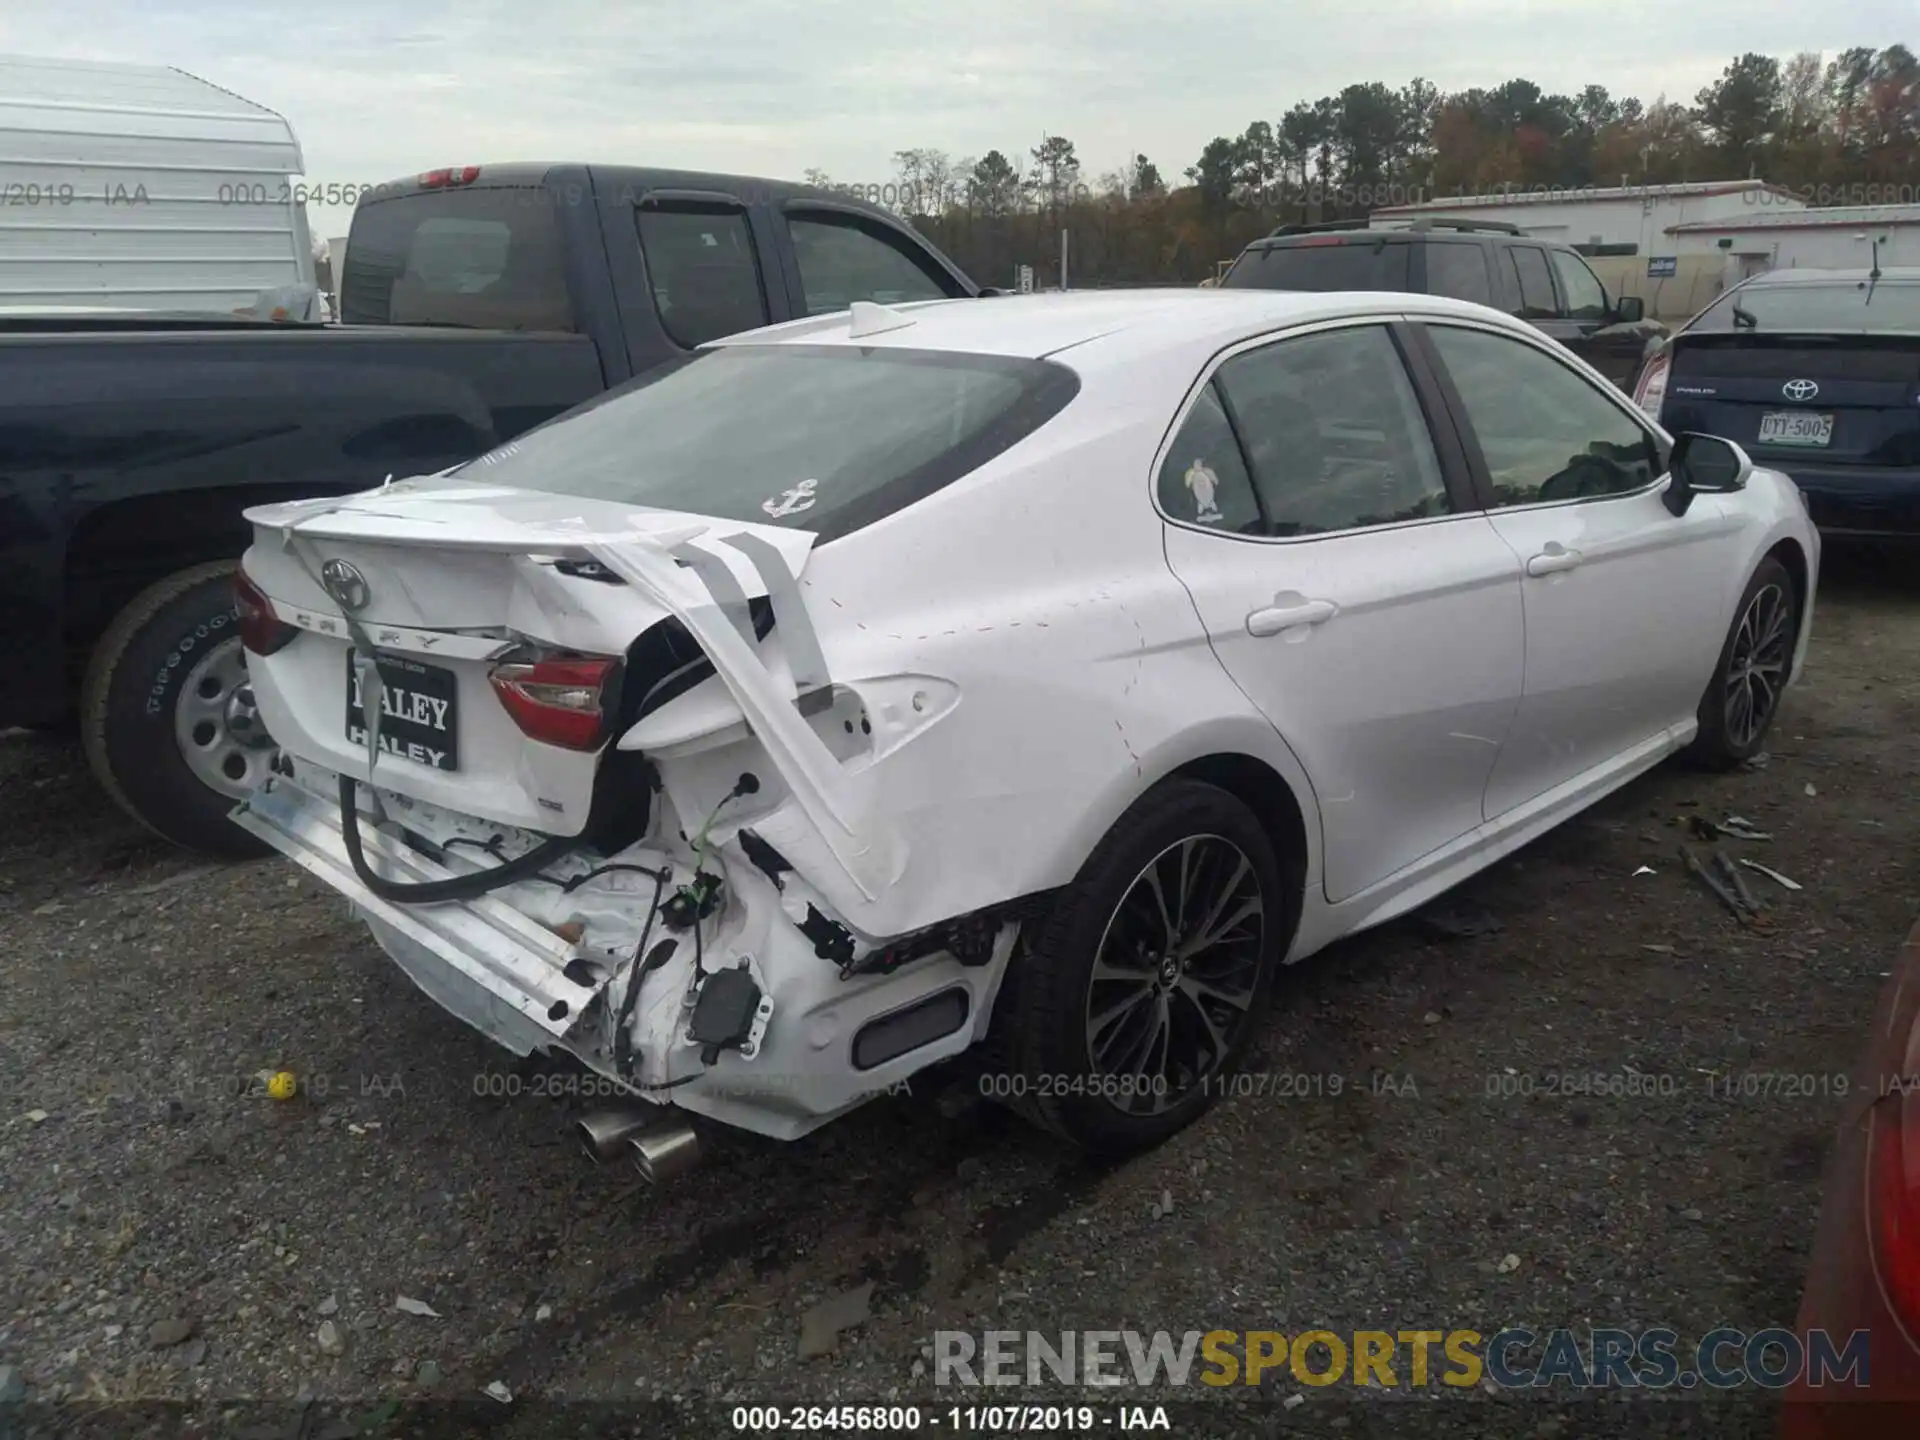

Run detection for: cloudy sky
[[2, 0, 1911, 241]]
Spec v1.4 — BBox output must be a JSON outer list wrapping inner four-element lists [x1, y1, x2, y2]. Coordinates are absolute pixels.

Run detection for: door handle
[[1246, 597, 1337, 637], [1525, 544, 1583, 577]]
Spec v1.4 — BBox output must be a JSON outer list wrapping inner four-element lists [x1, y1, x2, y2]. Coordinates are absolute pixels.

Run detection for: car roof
[[710, 288, 1535, 363], [1743, 266, 1920, 286]]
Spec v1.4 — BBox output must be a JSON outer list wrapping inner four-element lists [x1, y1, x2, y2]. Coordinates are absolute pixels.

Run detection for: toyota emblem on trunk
[[320, 559, 370, 611], [1782, 379, 1819, 402]]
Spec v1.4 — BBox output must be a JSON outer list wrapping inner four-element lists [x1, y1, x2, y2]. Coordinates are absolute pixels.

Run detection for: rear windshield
[[1221, 239, 1412, 292], [340, 187, 573, 331], [448, 345, 1080, 542], [1692, 279, 1920, 333]]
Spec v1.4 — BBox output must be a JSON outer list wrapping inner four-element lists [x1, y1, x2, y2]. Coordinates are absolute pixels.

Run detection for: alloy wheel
[[1723, 582, 1792, 750], [1083, 834, 1266, 1115]]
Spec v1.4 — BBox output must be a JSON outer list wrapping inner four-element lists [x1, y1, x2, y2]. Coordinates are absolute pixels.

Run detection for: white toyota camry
[[232, 288, 1818, 1165]]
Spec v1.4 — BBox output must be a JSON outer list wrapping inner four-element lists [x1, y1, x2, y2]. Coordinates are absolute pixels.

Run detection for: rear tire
[[80, 562, 275, 858], [996, 779, 1290, 1155], [1682, 555, 1798, 770]]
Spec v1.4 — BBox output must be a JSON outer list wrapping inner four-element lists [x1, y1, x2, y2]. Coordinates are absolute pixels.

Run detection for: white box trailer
[[0, 54, 313, 313]]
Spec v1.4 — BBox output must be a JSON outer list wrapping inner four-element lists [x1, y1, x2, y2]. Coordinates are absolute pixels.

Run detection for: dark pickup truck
[[0, 163, 979, 855]]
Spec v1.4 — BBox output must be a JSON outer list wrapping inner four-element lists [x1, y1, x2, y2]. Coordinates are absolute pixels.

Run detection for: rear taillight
[[418, 166, 482, 188], [488, 651, 621, 751], [234, 568, 297, 655], [1871, 1050, 1920, 1329], [1632, 349, 1670, 420]]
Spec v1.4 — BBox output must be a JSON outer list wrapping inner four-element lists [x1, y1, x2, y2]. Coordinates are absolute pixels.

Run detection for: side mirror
[[1663, 431, 1753, 516], [976, 287, 1010, 297], [1615, 294, 1645, 324]]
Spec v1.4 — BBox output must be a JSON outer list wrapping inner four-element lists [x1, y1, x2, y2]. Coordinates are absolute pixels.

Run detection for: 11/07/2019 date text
[[730, 1404, 1174, 1432]]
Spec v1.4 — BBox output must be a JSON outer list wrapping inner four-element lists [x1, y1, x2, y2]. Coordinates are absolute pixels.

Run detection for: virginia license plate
[[1758, 411, 1833, 447], [345, 651, 459, 771]]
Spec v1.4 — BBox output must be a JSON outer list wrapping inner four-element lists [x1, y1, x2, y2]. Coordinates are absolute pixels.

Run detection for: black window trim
[[1406, 315, 1674, 514], [1150, 315, 1481, 545], [632, 194, 773, 353]]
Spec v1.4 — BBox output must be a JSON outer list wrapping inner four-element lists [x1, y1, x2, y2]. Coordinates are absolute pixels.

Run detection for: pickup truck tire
[[80, 561, 275, 858]]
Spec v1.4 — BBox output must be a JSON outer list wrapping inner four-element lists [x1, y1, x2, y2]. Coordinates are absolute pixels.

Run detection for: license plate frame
[[1758, 410, 1834, 447], [345, 650, 460, 772]]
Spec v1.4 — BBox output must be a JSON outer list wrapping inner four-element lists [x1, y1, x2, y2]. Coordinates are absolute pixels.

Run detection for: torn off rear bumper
[[232, 777, 599, 1058], [233, 774, 1018, 1141]]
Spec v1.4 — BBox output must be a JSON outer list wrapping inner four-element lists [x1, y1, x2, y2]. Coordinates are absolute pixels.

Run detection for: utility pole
[[1059, 228, 1069, 291]]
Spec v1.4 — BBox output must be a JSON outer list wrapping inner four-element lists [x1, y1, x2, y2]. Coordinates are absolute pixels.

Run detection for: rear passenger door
[[1158, 320, 1526, 904]]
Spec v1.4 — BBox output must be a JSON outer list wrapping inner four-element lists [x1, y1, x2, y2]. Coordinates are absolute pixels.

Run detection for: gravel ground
[[2, 554, 1917, 1440]]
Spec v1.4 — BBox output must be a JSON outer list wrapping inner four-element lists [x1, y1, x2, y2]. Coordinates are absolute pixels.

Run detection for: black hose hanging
[[338, 775, 578, 904]]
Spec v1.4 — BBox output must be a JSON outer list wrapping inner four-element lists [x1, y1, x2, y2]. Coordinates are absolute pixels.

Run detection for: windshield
[[450, 344, 1080, 542], [1221, 240, 1412, 292], [1693, 279, 1920, 333]]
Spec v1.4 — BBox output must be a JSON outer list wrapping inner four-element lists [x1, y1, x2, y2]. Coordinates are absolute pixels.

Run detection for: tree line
[[801, 46, 1920, 287]]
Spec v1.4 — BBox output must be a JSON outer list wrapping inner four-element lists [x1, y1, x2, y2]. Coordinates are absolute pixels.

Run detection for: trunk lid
[[1663, 332, 1920, 470], [240, 478, 819, 840]]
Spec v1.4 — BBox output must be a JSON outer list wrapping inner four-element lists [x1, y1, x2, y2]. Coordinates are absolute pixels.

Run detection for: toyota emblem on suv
[[320, 558, 370, 612], [1783, 379, 1820, 402]]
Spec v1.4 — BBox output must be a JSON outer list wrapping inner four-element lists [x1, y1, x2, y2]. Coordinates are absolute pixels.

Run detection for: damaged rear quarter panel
[[632, 397, 1321, 942]]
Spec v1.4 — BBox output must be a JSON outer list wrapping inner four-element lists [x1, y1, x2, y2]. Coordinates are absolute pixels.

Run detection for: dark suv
[[1219, 217, 1661, 389]]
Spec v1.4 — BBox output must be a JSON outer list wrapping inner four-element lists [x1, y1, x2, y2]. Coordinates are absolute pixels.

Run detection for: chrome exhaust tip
[[629, 1122, 700, 1184], [575, 1106, 658, 1163]]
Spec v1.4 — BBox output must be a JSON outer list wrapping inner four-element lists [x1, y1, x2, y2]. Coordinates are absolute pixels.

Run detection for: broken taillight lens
[[234, 567, 296, 655], [488, 650, 622, 751]]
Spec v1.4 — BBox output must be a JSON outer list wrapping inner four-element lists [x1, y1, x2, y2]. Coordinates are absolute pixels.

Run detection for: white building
[[0, 53, 313, 312], [1369, 180, 1805, 257], [1665, 203, 1920, 272]]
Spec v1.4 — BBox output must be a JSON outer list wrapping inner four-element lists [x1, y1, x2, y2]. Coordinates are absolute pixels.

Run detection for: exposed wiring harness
[[609, 866, 670, 1076]]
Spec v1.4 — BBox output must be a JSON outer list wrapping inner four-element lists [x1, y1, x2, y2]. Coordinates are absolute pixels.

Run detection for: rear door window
[[1506, 247, 1559, 319], [785, 213, 957, 314], [1156, 383, 1263, 533], [341, 187, 574, 330], [635, 202, 770, 349], [1215, 324, 1451, 534], [1221, 239, 1412, 292], [1424, 242, 1494, 306]]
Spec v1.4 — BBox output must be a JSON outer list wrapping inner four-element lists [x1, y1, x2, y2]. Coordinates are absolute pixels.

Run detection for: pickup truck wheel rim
[[1084, 834, 1264, 1116], [173, 637, 278, 799], [1724, 581, 1791, 750]]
